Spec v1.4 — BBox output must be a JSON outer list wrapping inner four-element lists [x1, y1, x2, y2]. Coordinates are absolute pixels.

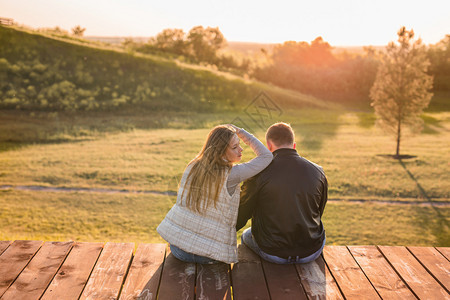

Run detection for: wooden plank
[[119, 243, 166, 300], [80, 242, 134, 300], [408, 246, 450, 293], [1, 241, 73, 300], [436, 247, 450, 261], [231, 244, 270, 300], [41, 242, 104, 300], [0, 241, 12, 255], [378, 246, 449, 299], [157, 248, 196, 300], [0, 240, 43, 297], [295, 255, 344, 299], [196, 263, 232, 300], [348, 246, 415, 299], [261, 260, 307, 299], [323, 246, 380, 299]]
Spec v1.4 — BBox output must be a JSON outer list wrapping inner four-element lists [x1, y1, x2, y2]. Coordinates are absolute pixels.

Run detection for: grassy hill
[[0, 25, 331, 112]]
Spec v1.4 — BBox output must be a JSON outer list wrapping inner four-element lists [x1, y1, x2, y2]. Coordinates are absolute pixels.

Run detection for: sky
[[1, 0, 449, 46]]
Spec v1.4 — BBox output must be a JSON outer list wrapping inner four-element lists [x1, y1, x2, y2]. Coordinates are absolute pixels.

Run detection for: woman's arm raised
[[226, 127, 273, 195]]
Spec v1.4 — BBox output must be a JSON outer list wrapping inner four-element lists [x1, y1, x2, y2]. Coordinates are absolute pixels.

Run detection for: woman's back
[[157, 125, 273, 264]]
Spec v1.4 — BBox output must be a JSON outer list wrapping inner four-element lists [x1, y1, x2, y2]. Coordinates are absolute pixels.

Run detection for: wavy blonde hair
[[182, 125, 236, 213]]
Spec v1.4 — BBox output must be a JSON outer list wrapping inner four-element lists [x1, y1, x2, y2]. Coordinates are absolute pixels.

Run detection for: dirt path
[[1, 185, 449, 207]]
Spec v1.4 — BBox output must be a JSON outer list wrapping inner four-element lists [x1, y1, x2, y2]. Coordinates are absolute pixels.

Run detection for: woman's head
[[199, 125, 241, 165], [183, 125, 241, 212]]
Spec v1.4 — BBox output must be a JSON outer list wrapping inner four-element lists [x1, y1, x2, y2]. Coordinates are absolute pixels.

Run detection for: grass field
[[1, 109, 449, 200], [1, 25, 448, 248], [1, 108, 449, 246], [0, 190, 448, 247]]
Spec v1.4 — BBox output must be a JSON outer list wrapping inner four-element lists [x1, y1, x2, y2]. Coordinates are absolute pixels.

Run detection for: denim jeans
[[242, 227, 326, 264], [169, 244, 220, 264]]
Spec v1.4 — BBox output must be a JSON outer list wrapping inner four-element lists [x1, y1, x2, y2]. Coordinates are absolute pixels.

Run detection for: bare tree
[[370, 27, 433, 158]]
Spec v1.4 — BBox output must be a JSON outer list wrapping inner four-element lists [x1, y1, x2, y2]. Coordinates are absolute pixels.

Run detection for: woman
[[157, 124, 273, 264]]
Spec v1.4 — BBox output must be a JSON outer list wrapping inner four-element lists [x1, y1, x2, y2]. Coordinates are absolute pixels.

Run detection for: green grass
[[1, 110, 449, 200], [0, 190, 174, 243], [1, 190, 448, 246], [1, 108, 449, 246], [0, 25, 331, 113]]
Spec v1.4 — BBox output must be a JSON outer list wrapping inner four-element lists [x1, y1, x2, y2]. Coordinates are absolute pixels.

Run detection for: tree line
[[25, 24, 450, 108], [126, 26, 449, 107]]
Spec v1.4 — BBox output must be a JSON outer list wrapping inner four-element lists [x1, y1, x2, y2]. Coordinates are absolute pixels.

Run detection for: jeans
[[170, 244, 220, 264], [242, 227, 326, 264]]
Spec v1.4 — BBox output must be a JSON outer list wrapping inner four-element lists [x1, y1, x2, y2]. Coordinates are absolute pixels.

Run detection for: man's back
[[237, 148, 327, 259]]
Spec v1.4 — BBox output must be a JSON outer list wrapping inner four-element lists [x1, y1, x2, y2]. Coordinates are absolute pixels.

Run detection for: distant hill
[[333, 45, 385, 54], [226, 41, 385, 55], [85, 36, 384, 56], [0, 26, 331, 112], [85, 36, 151, 45], [226, 41, 276, 54]]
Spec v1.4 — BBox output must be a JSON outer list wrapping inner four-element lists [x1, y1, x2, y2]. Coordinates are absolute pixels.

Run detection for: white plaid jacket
[[157, 165, 240, 264]]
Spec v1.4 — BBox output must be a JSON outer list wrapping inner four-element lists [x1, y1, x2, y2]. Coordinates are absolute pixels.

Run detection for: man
[[236, 122, 327, 264]]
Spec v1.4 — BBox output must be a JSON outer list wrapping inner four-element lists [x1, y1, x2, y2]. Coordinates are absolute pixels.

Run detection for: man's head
[[265, 122, 296, 152]]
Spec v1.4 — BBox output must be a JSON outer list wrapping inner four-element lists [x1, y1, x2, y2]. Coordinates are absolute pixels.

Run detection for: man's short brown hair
[[266, 122, 295, 146]]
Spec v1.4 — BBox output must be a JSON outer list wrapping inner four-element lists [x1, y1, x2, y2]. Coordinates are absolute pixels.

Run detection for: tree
[[427, 35, 450, 91], [187, 26, 226, 63], [272, 37, 336, 67], [155, 28, 187, 55], [370, 27, 433, 158], [71, 25, 86, 37]]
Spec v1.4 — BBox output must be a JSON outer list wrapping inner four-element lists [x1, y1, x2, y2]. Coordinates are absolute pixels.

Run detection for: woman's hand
[[228, 124, 241, 134]]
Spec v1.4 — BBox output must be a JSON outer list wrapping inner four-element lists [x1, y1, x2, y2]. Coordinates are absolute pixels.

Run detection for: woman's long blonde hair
[[182, 125, 236, 213]]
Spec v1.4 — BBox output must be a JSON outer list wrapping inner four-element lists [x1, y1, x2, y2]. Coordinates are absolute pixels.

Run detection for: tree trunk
[[396, 119, 401, 157]]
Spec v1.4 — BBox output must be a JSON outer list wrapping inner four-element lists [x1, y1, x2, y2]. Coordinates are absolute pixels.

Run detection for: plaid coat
[[157, 165, 240, 264]]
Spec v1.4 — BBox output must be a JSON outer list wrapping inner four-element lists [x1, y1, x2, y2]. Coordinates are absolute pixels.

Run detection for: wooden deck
[[0, 240, 448, 299]]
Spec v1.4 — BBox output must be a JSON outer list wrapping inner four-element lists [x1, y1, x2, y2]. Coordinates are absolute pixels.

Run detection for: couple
[[157, 122, 327, 264]]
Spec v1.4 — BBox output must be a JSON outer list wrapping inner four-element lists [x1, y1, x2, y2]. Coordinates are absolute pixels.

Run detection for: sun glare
[[0, 0, 449, 45]]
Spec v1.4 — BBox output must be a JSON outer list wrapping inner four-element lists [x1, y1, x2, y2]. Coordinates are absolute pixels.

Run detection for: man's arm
[[236, 175, 259, 230], [319, 176, 328, 217]]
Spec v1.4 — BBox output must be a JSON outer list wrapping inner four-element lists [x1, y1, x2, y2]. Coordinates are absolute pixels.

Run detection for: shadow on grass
[[399, 159, 450, 246], [357, 112, 376, 129], [0, 109, 215, 153], [291, 110, 342, 152], [357, 111, 446, 133], [399, 159, 430, 201], [0, 138, 95, 153], [421, 114, 446, 134]]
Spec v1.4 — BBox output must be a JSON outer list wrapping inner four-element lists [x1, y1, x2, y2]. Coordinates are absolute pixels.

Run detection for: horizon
[[82, 36, 388, 48], [1, 0, 449, 47]]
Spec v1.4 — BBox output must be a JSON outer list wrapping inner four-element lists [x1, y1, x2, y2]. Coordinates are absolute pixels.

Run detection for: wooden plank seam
[[229, 263, 235, 299], [258, 256, 273, 300], [407, 247, 450, 294], [194, 263, 199, 299], [435, 247, 450, 262], [117, 247, 137, 299], [39, 242, 76, 298], [346, 246, 383, 299], [1, 241, 44, 297], [294, 262, 312, 297], [155, 246, 168, 299], [291, 260, 309, 297], [321, 253, 346, 298], [77, 242, 105, 298], [0, 241, 12, 256], [375, 245, 420, 299]]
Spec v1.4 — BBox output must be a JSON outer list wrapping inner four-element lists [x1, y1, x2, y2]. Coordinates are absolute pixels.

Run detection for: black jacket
[[236, 148, 327, 259]]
